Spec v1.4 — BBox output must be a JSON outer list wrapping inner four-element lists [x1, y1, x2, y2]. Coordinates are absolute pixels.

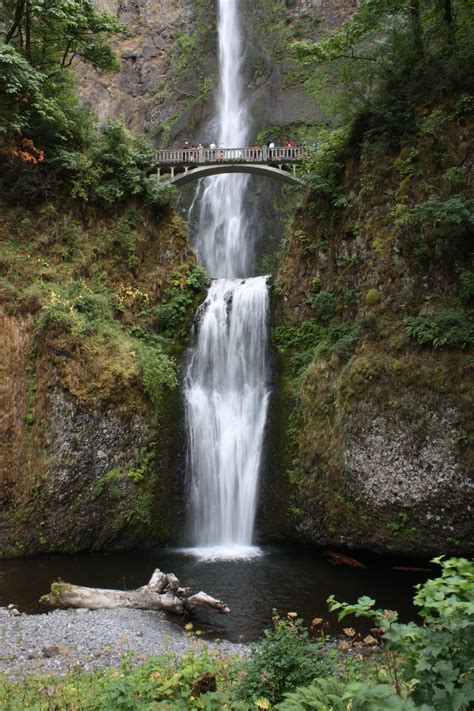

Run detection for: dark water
[[0, 545, 433, 642]]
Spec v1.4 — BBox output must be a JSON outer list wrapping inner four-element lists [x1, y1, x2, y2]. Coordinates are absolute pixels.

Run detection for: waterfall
[[193, 0, 251, 279], [186, 278, 269, 554], [184, 0, 270, 559]]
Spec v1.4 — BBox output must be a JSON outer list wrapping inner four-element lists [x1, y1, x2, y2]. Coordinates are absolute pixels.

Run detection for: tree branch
[[4, 0, 27, 44]]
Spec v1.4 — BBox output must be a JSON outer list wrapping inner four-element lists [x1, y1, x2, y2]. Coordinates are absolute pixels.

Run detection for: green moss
[[93, 468, 122, 498], [50, 579, 67, 597], [0, 195, 197, 557], [365, 289, 381, 307]]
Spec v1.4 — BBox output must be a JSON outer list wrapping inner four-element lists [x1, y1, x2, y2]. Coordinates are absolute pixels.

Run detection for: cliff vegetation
[[0, 1, 206, 555], [268, 0, 474, 555]]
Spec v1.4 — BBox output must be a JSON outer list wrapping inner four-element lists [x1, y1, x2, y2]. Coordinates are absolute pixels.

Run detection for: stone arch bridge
[[155, 146, 306, 187]]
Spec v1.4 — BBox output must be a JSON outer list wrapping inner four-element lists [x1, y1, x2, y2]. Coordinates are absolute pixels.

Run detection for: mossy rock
[[365, 289, 381, 307]]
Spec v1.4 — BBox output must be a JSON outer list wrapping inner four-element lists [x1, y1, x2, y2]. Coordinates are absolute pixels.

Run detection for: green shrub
[[154, 266, 207, 340], [274, 320, 360, 377], [36, 281, 114, 338], [309, 289, 337, 322], [396, 195, 474, 267], [460, 270, 474, 304], [93, 468, 122, 498], [277, 677, 347, 710], [394, 557, 474, 709], [300, 127, 350, 213], [144, 176, 178, 208], [406, 309, 474, 349], [94, 212, 145, 268], [127, 453, 152, 484], [71, 122, 154, 205], [238, 612, 335, 705], [328, 557, 474, 711], [278, 678, 419, 710], [134, 340, 177, 405], [406, 196, 474, 239]]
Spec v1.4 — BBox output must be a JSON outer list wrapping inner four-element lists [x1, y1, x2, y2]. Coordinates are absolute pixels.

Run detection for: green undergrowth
[[271, 23, 474, 547], [0, 200, 203, 405], [406, 309, 474, 349], [274, 319, 360, 379], [1, 558, 472, 710], [155, 266, 208, 344]]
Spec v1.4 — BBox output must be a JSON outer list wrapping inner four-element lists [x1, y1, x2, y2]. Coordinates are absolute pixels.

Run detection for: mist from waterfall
[[184, 0, 270, 559]]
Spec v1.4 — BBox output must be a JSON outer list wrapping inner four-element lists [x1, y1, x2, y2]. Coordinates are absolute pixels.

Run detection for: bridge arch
[[167, 163, 303, 187]]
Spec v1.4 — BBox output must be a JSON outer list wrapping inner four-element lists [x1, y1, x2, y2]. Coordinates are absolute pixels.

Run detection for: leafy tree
[[294, 0, 474, 129], [1, 0, 126, 72], [0, 0, 129, 201], [71, 121, 155, 204], [0, 43, 43, 136]]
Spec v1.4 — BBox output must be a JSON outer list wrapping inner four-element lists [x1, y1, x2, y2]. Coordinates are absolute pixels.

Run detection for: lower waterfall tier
[[185, 277, 270, 549]]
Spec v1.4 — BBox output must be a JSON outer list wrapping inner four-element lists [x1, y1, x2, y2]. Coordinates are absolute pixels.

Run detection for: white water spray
[[184, 0, 270, 559]]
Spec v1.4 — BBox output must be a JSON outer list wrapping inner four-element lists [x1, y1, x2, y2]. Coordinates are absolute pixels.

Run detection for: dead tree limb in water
[[40, 569, 230, 615]]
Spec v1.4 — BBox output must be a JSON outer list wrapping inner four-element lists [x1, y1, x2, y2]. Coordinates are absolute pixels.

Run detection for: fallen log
[[323, 550, 367, 569], [40, 569, 230, 615]]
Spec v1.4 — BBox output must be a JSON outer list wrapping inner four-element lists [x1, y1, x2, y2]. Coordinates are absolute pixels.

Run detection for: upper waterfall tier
[[193, 0, 252, 279]]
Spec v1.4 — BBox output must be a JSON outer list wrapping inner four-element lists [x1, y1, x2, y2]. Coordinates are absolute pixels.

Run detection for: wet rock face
[[344, 404, 467, 510], [46, 390, 148, 498], [76, 0, 196, 134], [339, 401, 474, 552], [75, 0, 356, 142], [270, 102, 474, 555], [0, 389, 159, 557], [291, 359, 474, 556]]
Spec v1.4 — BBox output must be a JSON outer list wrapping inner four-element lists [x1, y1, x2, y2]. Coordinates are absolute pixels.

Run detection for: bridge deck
[[155, 146, 306, 167]]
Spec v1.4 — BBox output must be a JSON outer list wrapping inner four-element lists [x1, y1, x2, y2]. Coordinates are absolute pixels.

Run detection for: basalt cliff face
[[76, 0, 357, 144], [265, 104, 474, 556], [0, 202, 200, 557]]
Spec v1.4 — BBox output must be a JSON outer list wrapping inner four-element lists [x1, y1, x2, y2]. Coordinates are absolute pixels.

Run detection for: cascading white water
[[186, 278, 269, 555], [193, 0, 252, 278], [184, 0, 270, 559]]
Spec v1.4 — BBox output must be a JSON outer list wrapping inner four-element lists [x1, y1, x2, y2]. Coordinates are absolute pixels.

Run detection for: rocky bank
[[0, 607, 247, 677]]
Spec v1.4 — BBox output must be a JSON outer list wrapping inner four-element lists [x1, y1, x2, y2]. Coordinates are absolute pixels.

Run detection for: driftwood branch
[[40, 569, 230, 615]]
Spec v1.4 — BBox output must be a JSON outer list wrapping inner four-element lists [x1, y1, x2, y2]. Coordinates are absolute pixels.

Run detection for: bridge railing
[[155, 146, 307, 165]]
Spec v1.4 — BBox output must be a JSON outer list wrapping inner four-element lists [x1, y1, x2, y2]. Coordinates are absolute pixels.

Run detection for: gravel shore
[[0, 607, 249, 678]]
